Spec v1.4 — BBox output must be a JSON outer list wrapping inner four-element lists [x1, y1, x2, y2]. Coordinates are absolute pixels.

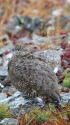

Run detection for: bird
[[3, 45, 61, 105]]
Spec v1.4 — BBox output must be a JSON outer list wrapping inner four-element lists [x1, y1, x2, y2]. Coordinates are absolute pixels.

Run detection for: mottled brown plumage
[[3, 45, 61, 103]]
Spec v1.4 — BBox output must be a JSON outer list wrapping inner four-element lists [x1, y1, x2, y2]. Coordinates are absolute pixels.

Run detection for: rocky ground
[[0, 0, 70, 125]]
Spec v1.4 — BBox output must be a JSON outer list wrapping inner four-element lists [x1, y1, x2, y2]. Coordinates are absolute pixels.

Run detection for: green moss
[[63, 72, 70, 88], [26, 107, 51, 124], [37, 113, 47, 123]]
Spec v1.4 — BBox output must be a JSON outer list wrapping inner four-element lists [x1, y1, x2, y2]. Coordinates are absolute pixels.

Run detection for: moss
[[37, 113, 47, 123], [63, 72, 70, 88], [26, 107, 51, 124]]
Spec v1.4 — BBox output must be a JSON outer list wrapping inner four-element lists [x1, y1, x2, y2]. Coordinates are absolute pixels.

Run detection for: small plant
[[20, 106, 54, 125], [0, 104, 13, 120], [20, 103, 70, 125], [63, 72, 70, 88], [37, 113, 47, 123], [48, 104, 56, 111]]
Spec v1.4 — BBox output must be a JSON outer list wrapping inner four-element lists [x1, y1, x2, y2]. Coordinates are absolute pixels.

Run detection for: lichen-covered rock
[[3, 46, 61, 103]]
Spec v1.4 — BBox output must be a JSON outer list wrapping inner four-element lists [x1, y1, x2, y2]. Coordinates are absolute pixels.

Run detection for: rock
[[15, 15, 43, 33], [17, 37, 33, 46], [52, 9, 63, 17], [46, 15, 70, 31], [0, 67, 8, 82], [61, 16, 70, 28], [0, 93, 7, 101], [3, 52, 13, 67], [34, 49, 63, 71], [32, 34, 65, 48], [60, 92, 70, 104], [0, 91, 23, 104], [0, 118, 19, 125], [0, 90, 34, 116], [0, 91, 27, 115], [21, 16, 33, 32], [0, 91, 28, 114], [0, 35, 14, 57], [17, 33, 67, 51], [2, 85, 17, 95], [45, 17, 56, 27], [5, 15, 21, 35], [5, 15, 43, 36], [3, 46, 61, 104], [9, 96, 26, 108], [65, 22, 70, 31]]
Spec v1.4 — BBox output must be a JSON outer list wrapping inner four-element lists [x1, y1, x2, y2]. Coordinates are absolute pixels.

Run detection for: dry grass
[[19, 103, 70, 125], [0, 104, 14, 120]]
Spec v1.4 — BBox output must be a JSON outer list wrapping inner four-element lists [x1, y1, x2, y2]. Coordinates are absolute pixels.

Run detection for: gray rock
[[32, 34, 67, 47], [14, 15, 43, 32], [0, 118, 19, 125], [23, 17, 43, 33], [34, 49, 63, 71], [17, 32, 68, 52], [0, 93, 7, 101], [9, 96, 26, 108], [2, 85, 17, 95], [0, 67, 8, 82], [0, 91, 28, 115], [0, 91, 27, 115], [5, 15, 43, 35], [60, 16, 70, 28], [0, 89, 69, 117], [3, 52, 13, 67], [60, 92, 70, 104], [2, 86, 10, 93], [5, 15, 21, 35], [0, 35, 13, 56], [52, 9, 63, 17], [0, 91, 23, 104]]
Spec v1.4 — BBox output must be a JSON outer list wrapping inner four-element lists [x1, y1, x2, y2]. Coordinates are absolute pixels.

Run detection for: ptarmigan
[[3, 45, 61, 104]]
